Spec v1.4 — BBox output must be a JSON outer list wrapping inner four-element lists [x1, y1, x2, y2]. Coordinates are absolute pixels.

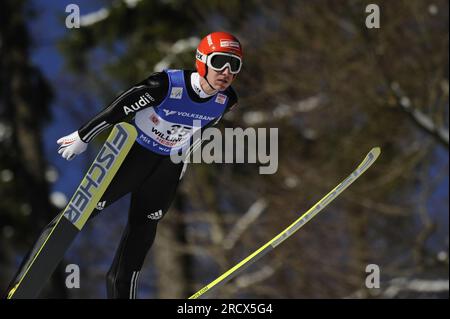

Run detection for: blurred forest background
[[0, 0, 448, 298]]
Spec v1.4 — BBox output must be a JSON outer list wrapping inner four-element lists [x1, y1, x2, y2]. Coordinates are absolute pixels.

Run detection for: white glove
[[57, 131, 88, 161]]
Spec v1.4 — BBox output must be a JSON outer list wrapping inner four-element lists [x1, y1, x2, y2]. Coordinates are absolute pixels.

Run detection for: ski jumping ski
[[7, 122, 137, 299], [189, 147, 381, 299]]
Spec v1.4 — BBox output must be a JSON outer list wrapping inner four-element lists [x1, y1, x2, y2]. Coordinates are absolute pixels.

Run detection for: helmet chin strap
[[205, 78, 217, 92], [204, 68, 218, 93]]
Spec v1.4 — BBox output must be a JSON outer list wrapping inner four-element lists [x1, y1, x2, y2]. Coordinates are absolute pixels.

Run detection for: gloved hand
[[57, 131, 88, 161]]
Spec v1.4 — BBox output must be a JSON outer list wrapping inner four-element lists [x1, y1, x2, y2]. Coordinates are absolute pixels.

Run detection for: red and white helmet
[[195, 31, 243, 77]]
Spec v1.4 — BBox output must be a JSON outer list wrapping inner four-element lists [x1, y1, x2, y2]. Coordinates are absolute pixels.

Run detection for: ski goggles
[[197, 51, 243, 74]]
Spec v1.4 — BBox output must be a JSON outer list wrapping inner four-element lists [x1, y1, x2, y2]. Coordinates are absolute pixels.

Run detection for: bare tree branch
[[223, 199, 267, 250], [80, 0, 143, 26], [346, 277, 449, 299], [231, 94, 327, 126], [391, 82, 449, 148], [383, 278, 449, 298]]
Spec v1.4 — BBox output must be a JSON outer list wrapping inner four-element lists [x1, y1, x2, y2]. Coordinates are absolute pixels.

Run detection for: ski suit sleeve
[[78, 72, 169, 143]]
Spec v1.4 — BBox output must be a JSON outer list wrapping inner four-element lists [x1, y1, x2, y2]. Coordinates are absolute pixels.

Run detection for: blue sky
[[29, 0, 108, 196]]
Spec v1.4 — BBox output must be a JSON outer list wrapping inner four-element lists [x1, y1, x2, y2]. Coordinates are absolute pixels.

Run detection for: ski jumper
[[7, 70, 238, 299]]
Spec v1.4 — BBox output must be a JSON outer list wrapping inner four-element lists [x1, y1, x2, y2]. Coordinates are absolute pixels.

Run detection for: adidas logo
[[96, 201, 106, 210], [147, 210, 163, 220]]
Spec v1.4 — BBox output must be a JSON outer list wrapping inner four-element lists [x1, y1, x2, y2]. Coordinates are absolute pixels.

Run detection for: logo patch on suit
[[96, 201, 106, 211], [147, 210, 163, 220], [170, 87, 183, 99], [150, 114, 160, 125], [215, 93, 227, 105]]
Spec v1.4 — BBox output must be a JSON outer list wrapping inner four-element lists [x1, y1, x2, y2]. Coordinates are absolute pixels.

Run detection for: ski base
[[7, 122, 137, 299], [189, 147, 381, 299]]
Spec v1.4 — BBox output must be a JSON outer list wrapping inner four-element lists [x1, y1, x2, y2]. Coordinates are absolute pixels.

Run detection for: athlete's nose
[[221, 67, 232, 76]]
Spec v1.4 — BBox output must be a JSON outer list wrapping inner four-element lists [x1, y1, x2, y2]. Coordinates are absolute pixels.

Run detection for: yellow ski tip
[[7, 284, 18, 299], [371, 146, 381, 158]]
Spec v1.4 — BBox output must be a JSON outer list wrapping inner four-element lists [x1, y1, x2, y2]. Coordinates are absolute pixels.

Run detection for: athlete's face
[[206, 67, 235, 91]]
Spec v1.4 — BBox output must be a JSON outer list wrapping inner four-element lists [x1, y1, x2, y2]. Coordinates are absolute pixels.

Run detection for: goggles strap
[[196, 50, 208, 63]]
